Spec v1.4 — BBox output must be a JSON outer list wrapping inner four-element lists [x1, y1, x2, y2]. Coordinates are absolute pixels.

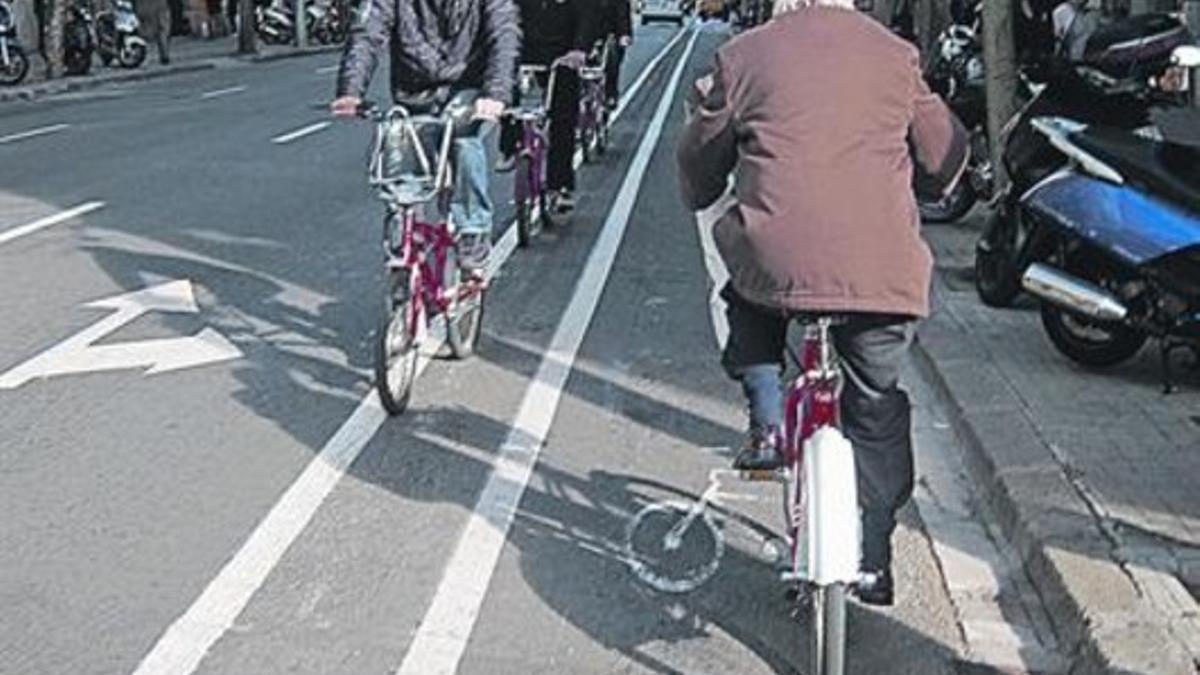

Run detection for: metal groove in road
[[0, 123, 70, 145], [271, 121, 332, 144], [0, 201, 105, 247], [127, 27, 690, 675], [200, 86, 247, 100], [394, 27, 701, 675]]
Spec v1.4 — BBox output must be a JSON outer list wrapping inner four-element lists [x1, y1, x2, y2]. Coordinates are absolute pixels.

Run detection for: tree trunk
[[981, 0, 1017, 190], [237, 0, 256, 53], [43, 0, 66, 78]]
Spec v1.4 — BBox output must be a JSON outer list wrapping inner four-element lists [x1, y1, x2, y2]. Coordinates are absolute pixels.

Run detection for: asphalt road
[[1, 22, 1031, 675]]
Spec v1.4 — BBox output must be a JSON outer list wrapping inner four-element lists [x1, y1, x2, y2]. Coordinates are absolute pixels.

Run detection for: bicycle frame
[[509, 65, 553, 208], [368, 104, 479, 330]]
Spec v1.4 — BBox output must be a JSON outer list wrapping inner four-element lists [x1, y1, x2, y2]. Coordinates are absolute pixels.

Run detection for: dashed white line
[[126, 28, 691, 675], [0, 201, 105, 247], [394, 27, 701, 675], [271, 121, 331, 144], [315, 65, 339, 75], [0, 123, 70, 145], [200, 86, 247, 100]]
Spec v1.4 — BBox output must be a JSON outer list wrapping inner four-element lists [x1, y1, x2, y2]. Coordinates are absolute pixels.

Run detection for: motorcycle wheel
[[120, 42, 147, 68], [918, 179, 977, 223], [0, 45, 29, 86], [974, 206, 1023, 308], [64, 47, 92, 76], [1038, 250, 1147, 367], [1040, 303, 1147, 368]]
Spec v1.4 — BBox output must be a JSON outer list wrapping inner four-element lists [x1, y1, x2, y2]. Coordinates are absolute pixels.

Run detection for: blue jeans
[[451, 120, 496, 236]]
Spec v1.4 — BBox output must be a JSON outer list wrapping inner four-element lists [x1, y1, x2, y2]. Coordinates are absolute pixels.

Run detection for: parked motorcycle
[[0, 0, 29, 86], [1017, 104, 1200, 391], [307, 0, 345, 45], [973, 12, 1192, 307], [255, 0, 295, 45], [96, 0, 147, 68], [63, 0, 96, 76], [919, 0, 991, 223]]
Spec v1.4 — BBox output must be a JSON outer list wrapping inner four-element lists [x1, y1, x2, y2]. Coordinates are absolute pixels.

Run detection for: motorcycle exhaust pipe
[[1021, 263, 1128, 321]]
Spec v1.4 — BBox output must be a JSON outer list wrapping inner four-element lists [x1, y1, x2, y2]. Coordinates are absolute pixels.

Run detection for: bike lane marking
[[393, 27, 701, 675], [271, 121, 332, 144], [0, 201, 106, 247], [0, 123, 70, 145], [315, 65, 339, 75], [200, 86, 248, 100], [127, 27, 691, 675]]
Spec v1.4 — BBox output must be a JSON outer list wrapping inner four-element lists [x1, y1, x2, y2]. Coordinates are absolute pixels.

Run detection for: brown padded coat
[[677, 7, 968, 318]]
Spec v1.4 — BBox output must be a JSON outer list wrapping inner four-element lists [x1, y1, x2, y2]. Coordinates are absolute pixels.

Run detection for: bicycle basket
[[369, 115, 440, 204]]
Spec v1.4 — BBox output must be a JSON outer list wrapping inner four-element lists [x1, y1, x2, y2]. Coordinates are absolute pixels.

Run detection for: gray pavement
[[920, 212, 1200, 673], [2, 20, 1059, 675]]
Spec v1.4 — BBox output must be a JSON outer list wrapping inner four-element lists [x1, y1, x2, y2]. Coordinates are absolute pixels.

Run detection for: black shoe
[[457, 233, 492, 273], [852, 568, 894, 607], [554, 189, 576, 215], [732, 426, 783, 471]]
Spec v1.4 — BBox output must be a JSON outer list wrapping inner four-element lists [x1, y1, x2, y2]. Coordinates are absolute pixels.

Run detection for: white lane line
[[200, 86, 247, 100], [271, 121, 331, 144], [0, 201, 106, 247], [394, 27, 701, 675], [126, 29, 690, 675], [612, 26, 687, 121], [0, 123, 70, 145], [315, 65, 339, 75]]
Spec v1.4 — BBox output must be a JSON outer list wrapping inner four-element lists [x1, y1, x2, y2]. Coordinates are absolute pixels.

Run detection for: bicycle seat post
[[817, 317, 836, 378]]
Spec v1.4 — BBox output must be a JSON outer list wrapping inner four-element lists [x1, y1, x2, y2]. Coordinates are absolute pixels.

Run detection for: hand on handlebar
[[559, 50, 588, 70], [473, 97, 506, 122], [331, 96, 362, 118]]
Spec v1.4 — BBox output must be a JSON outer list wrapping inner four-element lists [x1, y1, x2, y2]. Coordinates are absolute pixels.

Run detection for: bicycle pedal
[[738, 468, 782, 483]]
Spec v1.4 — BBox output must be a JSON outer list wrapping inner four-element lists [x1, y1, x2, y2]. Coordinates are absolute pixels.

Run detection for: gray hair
[[772, 0, 857, 17]]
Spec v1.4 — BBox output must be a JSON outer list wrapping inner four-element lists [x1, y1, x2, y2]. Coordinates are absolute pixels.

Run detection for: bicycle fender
[[803, 426, 861, 585]]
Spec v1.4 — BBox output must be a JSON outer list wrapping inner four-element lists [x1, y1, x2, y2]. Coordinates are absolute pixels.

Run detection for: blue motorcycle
[[1017, 107, 1200, 391]]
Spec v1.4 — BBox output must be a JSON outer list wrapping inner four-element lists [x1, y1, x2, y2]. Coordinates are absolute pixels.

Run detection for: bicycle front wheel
[[515, 155, 540, 247], [809, 583, 847, 675], [375, 269, 419, 416]]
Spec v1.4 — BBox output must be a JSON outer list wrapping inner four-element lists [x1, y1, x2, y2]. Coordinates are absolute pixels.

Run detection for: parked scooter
[[96, 0, 147, 68], [63, 0, 96, 75], [919, 0, 993, 222], [255, 0, 295, 45], [307, 0, 345, 45], [1017, 102, 1200, 391], [973, 12, 1192, 307], [0, 0, 29, 85]]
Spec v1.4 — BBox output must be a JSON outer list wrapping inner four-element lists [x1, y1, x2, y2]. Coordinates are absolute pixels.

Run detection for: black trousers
[[499, 64, 579, 192], [605, 43, 625, 103], [720, 285, 917, 571]]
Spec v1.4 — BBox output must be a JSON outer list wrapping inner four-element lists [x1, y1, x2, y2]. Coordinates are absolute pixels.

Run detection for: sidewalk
[[1, 35, 340, 103], [917, 212, 1200, 674]]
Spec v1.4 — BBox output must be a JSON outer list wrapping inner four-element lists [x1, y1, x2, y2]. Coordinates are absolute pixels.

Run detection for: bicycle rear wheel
[[375, 269, 419, 416], [809, 583, 847, 675]]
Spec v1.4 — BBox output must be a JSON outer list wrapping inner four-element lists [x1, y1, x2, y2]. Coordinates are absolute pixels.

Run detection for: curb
[[0, 45, 339, 104], [911, 277, 1199, 675]]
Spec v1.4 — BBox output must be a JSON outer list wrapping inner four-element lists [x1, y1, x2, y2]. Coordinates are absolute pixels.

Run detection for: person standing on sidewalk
[[332, 0, 521, 269], [677, 0, 967, 606]]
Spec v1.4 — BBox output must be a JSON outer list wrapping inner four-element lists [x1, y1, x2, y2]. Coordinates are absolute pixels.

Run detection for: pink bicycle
[[625, 317, 860, 675], [358, 100, 487, 415]]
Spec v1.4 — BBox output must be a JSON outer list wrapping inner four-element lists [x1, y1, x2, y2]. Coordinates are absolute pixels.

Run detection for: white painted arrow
[[0, 280, 242, 390]]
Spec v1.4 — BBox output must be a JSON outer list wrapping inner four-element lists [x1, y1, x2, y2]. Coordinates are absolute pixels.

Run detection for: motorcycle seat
[[1073, 126, 1200, 215]]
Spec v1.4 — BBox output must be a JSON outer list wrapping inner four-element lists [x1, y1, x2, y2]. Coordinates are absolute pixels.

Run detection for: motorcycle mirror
[[1171, 45, 1200, 69]]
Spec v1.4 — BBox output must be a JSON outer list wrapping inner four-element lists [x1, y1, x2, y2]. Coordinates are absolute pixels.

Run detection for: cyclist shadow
[[395, 403, 963, 674]]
